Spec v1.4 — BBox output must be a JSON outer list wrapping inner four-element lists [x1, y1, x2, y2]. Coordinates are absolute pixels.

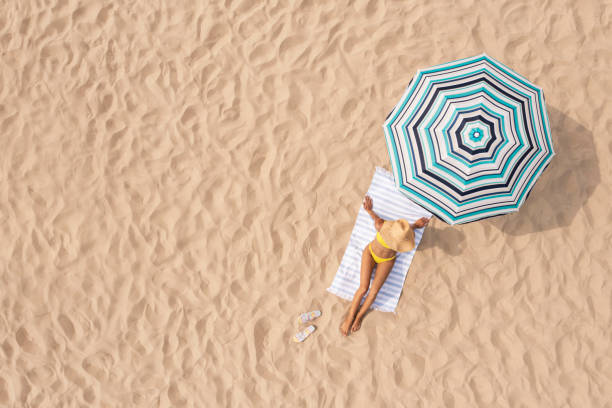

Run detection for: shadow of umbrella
[[488, 106, 601, 235], [418, 222, 467, 256]]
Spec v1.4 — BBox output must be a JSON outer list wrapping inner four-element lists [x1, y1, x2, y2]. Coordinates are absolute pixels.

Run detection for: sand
[[0, 0, 611, 406]]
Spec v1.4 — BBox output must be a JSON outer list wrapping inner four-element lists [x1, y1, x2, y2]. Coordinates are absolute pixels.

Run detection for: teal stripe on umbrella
[[383, 54, 554, 225]]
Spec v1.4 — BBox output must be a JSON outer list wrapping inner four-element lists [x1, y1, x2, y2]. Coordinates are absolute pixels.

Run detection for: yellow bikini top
[[376, 231, 392, 249]]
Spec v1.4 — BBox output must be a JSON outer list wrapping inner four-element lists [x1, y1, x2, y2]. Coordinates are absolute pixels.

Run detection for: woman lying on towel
[[340, 195, 430, 336]]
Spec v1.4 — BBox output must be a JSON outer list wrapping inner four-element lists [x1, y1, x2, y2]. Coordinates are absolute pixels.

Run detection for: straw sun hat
[[379, 219, 415, 253]]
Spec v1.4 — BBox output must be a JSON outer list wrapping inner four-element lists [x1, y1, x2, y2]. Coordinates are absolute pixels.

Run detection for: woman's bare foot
[[351, 315, 363, 332], [340, 316, 354, 336]]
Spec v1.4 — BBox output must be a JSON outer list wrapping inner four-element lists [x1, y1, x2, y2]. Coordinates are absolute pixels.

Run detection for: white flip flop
[[297, 310, 321, 324], [293, 325, 316, 343]]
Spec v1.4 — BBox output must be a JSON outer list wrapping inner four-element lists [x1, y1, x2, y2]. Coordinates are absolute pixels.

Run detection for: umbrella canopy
[[383, 54, 554, 225]]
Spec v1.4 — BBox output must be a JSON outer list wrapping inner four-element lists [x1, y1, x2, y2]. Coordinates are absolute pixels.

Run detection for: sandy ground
[[0, 0, 611, 406]]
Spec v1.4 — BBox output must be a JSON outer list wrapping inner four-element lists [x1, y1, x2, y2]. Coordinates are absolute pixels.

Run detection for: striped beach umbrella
[[383, 54, 554, 225]]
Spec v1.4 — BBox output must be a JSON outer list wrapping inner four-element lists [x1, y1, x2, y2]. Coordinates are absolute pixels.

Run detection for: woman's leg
[[351, 257, 395, 332], [340, 245, 375, 336]]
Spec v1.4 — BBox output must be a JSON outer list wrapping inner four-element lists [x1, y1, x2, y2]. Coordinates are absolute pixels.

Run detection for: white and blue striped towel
[[327, 167, 432, 313]]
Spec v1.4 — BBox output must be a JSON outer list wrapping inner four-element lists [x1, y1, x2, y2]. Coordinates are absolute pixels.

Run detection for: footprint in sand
[[393, 354, 425, 387], [16, 327, 39, 354], [253, 317, 271, 361], [83, 385, 96, 404], [168, 381, 187, 406], [0, 377, 10, 404], [58, 314, 76, 340]]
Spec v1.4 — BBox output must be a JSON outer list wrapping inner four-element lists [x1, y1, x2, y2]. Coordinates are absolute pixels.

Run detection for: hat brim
[[380, 220, 415, 253]]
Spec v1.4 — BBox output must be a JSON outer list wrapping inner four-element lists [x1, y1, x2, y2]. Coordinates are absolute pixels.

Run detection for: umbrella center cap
[[469, 128, 483, 141]]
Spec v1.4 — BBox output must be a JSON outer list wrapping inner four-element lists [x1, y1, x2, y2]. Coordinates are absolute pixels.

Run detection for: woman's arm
[[410, 217, 431, 229], [364, 196, 431, 230], [363, 195, 385, 231]]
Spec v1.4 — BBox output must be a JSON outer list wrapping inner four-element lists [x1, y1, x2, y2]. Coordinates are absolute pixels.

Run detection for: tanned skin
[[340, 195, 430, 336]]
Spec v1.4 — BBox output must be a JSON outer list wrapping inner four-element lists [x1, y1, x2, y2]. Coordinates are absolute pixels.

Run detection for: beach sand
[[1, 0, 611, 406]]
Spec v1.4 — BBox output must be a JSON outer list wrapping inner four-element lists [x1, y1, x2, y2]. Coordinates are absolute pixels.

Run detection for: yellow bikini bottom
[[369, 232, 396, 264]]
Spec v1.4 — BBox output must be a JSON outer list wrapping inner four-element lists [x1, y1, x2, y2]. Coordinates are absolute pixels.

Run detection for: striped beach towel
[[327, 167, 432, 313]]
